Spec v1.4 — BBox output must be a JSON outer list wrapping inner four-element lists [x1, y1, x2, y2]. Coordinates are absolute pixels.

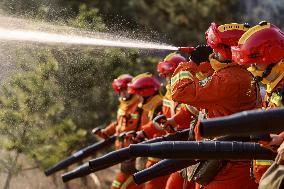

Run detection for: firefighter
[[92, 74, 143, 189], [155, 52, 197, 132], [231, 21, 284, 188], [165, 45, 214, 131], [127, 73, 170, 189], [231, 21, 284, 109], [158, 47, 214, 189], [171, 23, 259, 189], [156, 52, 198, 189]]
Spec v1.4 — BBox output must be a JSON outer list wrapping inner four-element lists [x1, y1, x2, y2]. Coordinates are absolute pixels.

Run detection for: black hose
[[61, 129, 191, 182], [199, 107, 284, 138], [129, 141, 276, 160], [45, 135, 116, 176], [133, 159, 196, 184], [88, 129, 190, 171], [62, 163, 92, 182]]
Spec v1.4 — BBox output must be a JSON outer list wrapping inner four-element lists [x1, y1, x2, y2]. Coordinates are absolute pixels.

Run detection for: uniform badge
[[198, 76, 212, 87]]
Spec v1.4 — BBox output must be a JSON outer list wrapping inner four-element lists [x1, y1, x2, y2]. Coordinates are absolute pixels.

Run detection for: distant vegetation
[[0, 0, 283, 188]]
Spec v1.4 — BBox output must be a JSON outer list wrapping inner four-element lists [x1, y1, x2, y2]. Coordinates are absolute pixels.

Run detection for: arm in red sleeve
[[173, 105, 198, 130], [141, 121, 165, 139], [102, 122, 117, 136], [195, 61, 214, 80], [171, 63, 236, 108]]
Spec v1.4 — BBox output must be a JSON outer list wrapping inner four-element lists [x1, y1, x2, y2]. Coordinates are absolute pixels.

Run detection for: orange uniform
[[143, 85, 198, 189], [164, 84, 199, 131], [139, 93, 168, 189], [165, 62, 212, 189], [230, 23, 284, 185], [253, 79, 284, 183], [101, 95, 143, 189], [164, 86, 198, 189], [172, 58, 260, 117], [171, 55, 260, 189], [136, 85, 198, 189], [142, 84, 198, 136], [102, 94, 142, 149], [140, 94, 166, 139]]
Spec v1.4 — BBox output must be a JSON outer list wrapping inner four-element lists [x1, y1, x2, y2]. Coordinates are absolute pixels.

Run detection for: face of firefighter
[[165, 76, 171, 84], [253, 63, 268, 70], [248, 64, 270, 84], [213, 49, 227, 62], [249, 64, 267, 76], [119, 88, 131, 100]]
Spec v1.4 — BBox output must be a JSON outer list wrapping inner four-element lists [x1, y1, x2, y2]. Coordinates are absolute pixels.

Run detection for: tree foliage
[[0, 1, 284, 188], [0, 6, 158, 173]]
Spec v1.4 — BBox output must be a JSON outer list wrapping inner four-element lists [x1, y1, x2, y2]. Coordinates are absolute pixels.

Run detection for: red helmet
[[128, 73, 161, 97], [112, 74, 133, 94], [206, 23, 250, 60], [157, 53, 186, 77], [231, 22, 284, 65]]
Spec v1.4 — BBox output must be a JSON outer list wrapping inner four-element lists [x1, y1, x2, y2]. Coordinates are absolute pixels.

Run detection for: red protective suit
[[111, 93, 169, 189], [112, 173, 143, 189], [172, 58, 260, 117], [253, 78, 284, 183], [102, 94, 142, 149], [171, 55, 260, 189], [143, 85, 198, 189], [140, 94, 166, 138], [165, 62, 212, 189], [101, 95, 143, 189], [166, 172, 195, 189], [138, 94, 169, 189]]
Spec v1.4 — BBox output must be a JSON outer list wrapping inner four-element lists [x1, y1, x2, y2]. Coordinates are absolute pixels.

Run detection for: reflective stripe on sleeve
[[171, 71, 193, 88], [185, 104, 199, 115], [121, 176, 134, 189], [148, 157, 160, 162], [255, 160, 274, 166], [112, 180, 121, 188]]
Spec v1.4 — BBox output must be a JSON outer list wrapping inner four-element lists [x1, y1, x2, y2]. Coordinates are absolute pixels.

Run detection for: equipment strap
[[112, 180, 121, 188], [121, 176, 134, 189]]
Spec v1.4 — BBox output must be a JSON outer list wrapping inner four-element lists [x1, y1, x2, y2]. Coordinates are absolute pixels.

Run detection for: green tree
[[90, 0, 242, 45], [0, 5, 158, 188], [0, 48, 86, 188]]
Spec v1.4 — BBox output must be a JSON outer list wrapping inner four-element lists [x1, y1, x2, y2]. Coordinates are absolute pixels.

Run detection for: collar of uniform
[[195, 71, 206, 80], [269, 92, 283, 107], [118, 94, 140, 115], [209, 53, 235, 72], [164, 84, 172, 100], [142, 94, 163, 112], [266, 59, 284, 93]]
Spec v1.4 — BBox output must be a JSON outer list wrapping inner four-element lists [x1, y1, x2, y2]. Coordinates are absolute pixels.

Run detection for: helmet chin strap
[[120, 94, 132, 101], [214, 51, 231, 63], [253, 63, 275, 82]]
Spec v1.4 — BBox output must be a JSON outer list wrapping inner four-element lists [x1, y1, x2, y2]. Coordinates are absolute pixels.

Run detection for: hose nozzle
[[62, 163, 91, 182], [178, 47, 195, 54]]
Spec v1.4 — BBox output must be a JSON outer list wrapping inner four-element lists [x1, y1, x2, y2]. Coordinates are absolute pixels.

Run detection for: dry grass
[[0, 160, 118, 189]]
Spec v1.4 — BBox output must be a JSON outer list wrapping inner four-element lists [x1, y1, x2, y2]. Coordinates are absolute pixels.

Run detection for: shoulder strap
[[134, 107, 144, 132]]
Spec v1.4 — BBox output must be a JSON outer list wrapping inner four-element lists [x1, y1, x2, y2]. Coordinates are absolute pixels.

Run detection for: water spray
[[0, 16, 196, 52], [0, 27, 179, 51]]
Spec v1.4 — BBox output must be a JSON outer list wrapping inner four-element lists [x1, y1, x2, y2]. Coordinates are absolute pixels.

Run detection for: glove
[[190, 45, 213, 65], [91, 128, 108, 139], [132, 131, 147, 143], [153, 115, 176, 133]]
